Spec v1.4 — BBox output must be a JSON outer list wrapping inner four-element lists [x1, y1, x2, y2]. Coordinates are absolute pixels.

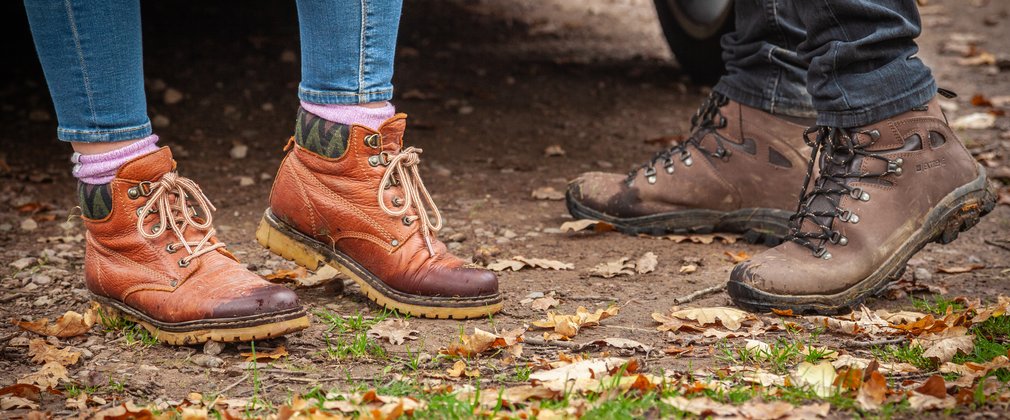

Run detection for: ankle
[[71, 135, 160, 185], [299, 101, 395, 131]]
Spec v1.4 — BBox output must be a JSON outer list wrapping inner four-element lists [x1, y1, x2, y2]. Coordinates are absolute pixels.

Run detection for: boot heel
[[256, 214, 326, 271], [934, 183, 998, 245]]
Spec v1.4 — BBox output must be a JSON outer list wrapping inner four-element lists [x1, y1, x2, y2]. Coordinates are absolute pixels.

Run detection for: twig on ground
[[562, 295, 612, 301], [603, 325, 655, 333], [218, 373, 250, 396], [984, 239, 1010, 252], [523, 335, 589, 351], [673, 284, 725, 305], [847, 337, 907, 348], [1, 293, 24, 303]]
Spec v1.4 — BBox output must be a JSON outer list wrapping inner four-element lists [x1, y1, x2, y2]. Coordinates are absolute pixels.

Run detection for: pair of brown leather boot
[[83, 112, 501, 345], [569, 92, 996, 314]]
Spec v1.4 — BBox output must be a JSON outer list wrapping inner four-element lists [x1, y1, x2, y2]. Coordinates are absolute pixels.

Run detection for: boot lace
[[626, 92, 734, 185], [377, 146, 443, 257], [785, 126, 900, 259], [135, 172, 225, 267]]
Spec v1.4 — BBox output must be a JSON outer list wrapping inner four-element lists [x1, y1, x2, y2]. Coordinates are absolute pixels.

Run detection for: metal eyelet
[[368, 155, 382, 167], [166, 244, 178, 254], [152, 223, 161, 232], [127, 187, 141, 200], [136, 208, 145, 217], [839, 211, 859, 224], [849, 188, 870, 202], [364, 134, 382, 148], [392, 197, 404, 207], [887, 158, 904, 175], [643, 167, 657, 184], [814, 247, 832, 260], [178, 259, 190, 268], [390, 239, 399, 247], [402, 216, 413, 226], [681, 152, 693, 167], [867, 129, 881, 141], [830, 231, 848, 246], [664, 159, 675, 174]]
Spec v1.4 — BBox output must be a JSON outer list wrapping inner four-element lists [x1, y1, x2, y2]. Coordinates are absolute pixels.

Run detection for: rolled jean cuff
[[298, 84, 394, 105], [56, 120, 152, 143], [713, 81, 817, 119], [815, 79, 937, 128]]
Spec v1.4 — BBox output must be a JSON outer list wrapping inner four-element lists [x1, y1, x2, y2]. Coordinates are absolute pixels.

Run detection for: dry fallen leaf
[[446, 360, 480, 378], [936, 263, 986, 274], [241, 346, 289, 362], [660, 234, 738, 244], [662, 306, 753, 331], [950, 113, 996, 130], [635, 252, 658, 274], [723, 251, 750, 263], [791, 361, 838, 398], [367, 319, 420, 345], [486, 259, 525, 271], [1, 396, 39, 410], [18, 362, 69, 389], [531, 186, 565, 201], [264, 267, 307, 282], [856, 365, 888, 411], [486, 256, 574, 272], [678, 264, 698, 274], [916, 326, 974, 363], [28, 339, 80, 366], [532, 306, 619, 340], [15, 302, 99, 338], [443, 327, 525, 357], [544, 144, 566, 157], [529, 357, 627, 383], [559, 219, 614, 233], [588, 257, 635, 278], [530, 296, 560, 311]]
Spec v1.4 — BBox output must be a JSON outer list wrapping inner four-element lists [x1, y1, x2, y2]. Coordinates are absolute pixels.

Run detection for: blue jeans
[[714, 0, 937, 128], [23, 0, 402, 143]]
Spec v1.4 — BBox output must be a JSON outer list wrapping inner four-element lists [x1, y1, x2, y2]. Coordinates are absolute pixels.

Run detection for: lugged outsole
[[728, 167, 998, 315], [95, 298, 310, 346], [256, 211, 503, 320], [565, 189, 792, 246]]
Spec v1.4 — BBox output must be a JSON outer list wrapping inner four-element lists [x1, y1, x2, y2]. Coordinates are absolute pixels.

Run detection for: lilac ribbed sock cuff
[[71, 135, 160, 184], [299, 101, 395, 130]]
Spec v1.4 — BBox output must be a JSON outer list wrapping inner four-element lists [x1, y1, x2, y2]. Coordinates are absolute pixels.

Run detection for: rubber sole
[[256, 210, 504, 319], [95, 296, 310, 346], [565, 189, 792, 246], [728, 166, 998, 315]]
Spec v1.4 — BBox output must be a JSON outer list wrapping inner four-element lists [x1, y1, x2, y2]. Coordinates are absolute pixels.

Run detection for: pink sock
[[71, 135, 160, 184], [299, 101, 395, 130]]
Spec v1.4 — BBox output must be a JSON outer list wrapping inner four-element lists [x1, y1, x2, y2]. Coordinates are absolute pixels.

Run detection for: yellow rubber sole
[[100, 304, 310, 346], [256, 214, 503, 319]]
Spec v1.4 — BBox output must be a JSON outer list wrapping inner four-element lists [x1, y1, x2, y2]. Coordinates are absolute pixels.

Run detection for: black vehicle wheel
[[653, 0, 734, 85]]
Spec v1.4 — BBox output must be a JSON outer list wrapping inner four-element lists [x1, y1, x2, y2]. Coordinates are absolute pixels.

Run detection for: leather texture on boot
[[267, 115, 499, 300], [566, 94, 813, 241], [84, 148, 304, 326], [729, 96, 997, 314]]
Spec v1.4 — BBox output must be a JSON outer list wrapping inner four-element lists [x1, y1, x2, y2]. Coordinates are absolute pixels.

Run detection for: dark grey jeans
[[713, 0, 937, 128]]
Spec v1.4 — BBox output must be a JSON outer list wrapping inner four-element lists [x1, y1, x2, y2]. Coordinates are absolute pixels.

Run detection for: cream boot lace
[[135, 172, 225, 267], [376, 146, 443, 256]]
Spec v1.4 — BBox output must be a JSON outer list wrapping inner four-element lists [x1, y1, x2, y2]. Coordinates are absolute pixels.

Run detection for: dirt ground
[[1, 0, 1009, 418]]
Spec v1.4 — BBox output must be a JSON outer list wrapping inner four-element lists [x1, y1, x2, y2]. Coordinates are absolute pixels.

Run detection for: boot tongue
[[798, 145, 860, 233], [116, 147, 175, 181]]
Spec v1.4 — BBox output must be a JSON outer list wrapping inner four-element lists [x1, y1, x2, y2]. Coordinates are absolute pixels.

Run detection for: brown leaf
[[915, 375, 948, 399], [446, 360, 480, 378], [937, 264, 986, 274], [443, 327, 525, 357], [917, 326, 974, 363], [530, 296, 560, 311], [367, 319, 420, 345], [543, 144, 565, 157], [18, 362, 69, 389], [723, 251, 750, 263], [662, 306, 754, 331], [588, 257, 635, 278], [559, 219, 614, 233], [0, 384, 42, 401], [531, 306, 619, 340], [857, 367, 888, 411], [28, 339, 80, 366], [771, 308, 796, 317], [635, 252, 658, 274], [678, 264, 698, 274], [531, 186, 565, 201], [15, 302, 99, 338], [1, 396, 39, 411], [662, 345, 694, 356], [487, 256, 574, 272], [264, 267, 307, 281], [240, 345, 288, 362], [971, 94, 994, 107]]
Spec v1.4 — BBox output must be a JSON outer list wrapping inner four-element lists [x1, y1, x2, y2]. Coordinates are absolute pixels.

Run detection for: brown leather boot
[[257, 111, 502, 319], [84, 148, 309, 345], [729, 95, 998, 314], [566, 92, 814, 244]]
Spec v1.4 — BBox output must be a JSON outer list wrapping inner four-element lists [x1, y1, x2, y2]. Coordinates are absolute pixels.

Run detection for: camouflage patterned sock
[[294, 107, 351, 159], [78, 182, 113, 219]]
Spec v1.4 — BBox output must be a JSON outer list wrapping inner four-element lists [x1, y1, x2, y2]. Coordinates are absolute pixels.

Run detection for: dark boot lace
[[135, 172, 225, 267], [625, 92, 736, 186], [785, 126, 902, 259]]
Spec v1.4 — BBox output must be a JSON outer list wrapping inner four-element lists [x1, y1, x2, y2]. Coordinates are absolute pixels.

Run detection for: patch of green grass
[[972, 315, 1010, 341], [514, 365, 532, 382], [953, 336, 1010, 382], [97, 308, 158, 347], [64, 383, 99, 398], [871, 343, 936, 371], [314, 309, 398, 334], [322, 331, 387, 360], [716, 339, 804, 374], [582, 392, 678, 420], [107, 378, 126, 394], [912, 295, 965, 316]]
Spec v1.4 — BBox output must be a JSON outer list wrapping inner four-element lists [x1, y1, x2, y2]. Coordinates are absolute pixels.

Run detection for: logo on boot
[[915, 158, 946, 173]]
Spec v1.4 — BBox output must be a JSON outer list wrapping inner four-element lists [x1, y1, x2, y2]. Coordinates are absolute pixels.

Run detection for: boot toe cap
[[417, 267, 499, 298], [211, 284, 302, 319]]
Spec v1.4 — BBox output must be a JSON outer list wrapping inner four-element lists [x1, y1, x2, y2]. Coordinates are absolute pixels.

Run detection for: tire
[[653, 0, 734, 85]]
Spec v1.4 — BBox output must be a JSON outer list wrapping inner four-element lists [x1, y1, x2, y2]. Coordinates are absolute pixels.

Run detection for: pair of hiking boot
[[84, 111, 501, 345], [568, 92, 996, 314]]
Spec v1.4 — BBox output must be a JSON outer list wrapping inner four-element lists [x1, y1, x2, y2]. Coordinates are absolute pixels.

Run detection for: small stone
[[33, 295, 52, 307], [542, 228, 563, 234], [152, 114, 171, 128], [501, 229, 517, 239], [191, 354, 224, 369], [596, 160, 614, 169], [163, 88, 184, 105], [9, 337, 29, 347], [29, 109, 52, 122], [447, 232, 467, 242], [280, 50, 296, 63], [10, 257, 36, 270], [203, 340, 226, 356], [458, 105, 474, 115], [238, 176, 255, 187], [0, 223, 12, 232], [31, 274, 52, 286], [914, 267, 933, 282], [447, 242, 462, 250], [431, 164, 452, 177], [261, 103, 274, 112], [21, 218, 38, 231], [149, 79, 167, 91], [230, 144, 249, 159]]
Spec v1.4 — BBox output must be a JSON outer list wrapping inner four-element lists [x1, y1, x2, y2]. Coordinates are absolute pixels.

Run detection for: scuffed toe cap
[[211, 284, 302, 319], [416, 267, 499, 298]]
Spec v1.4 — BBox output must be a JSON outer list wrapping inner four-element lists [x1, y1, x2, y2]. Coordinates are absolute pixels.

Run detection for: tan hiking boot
[[728, 95, 998, 314], [257, 109, 502, 319], [566, 92, 814, 244], [83, 148, 309, 345]]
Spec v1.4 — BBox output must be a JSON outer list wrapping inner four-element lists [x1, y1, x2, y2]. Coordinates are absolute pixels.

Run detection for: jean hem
[[57, 120, 152, 143], [713, 82, 816, 119], [815, 79, 937, 128], [298, 86, 394, 105]]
